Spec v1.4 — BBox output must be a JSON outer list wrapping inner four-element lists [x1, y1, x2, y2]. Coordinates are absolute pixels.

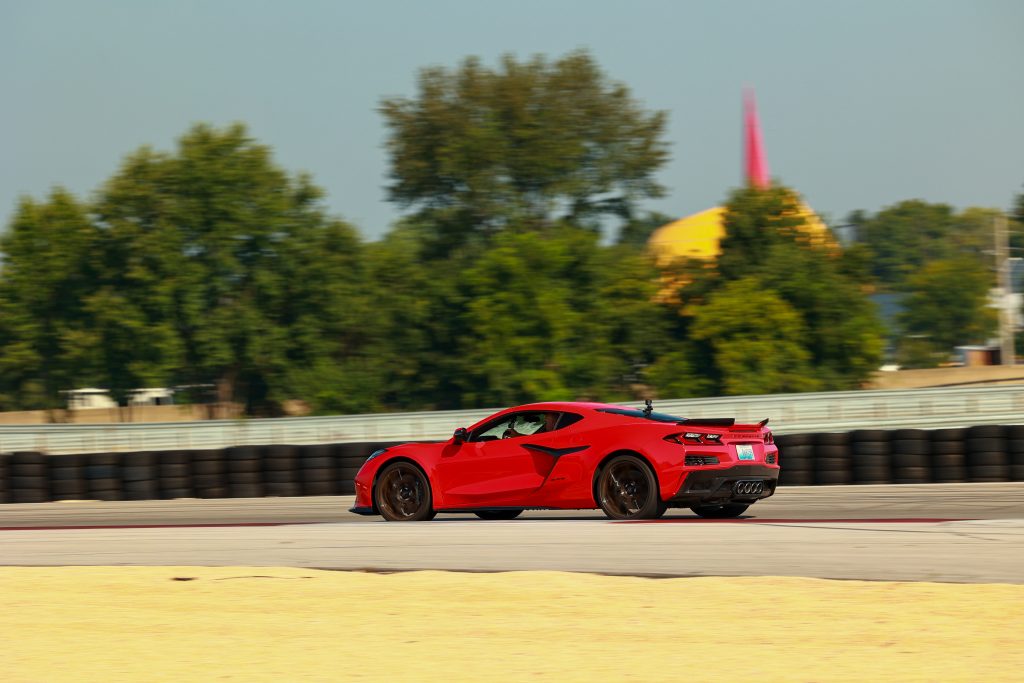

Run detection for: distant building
[[647, 88, 834, 264]]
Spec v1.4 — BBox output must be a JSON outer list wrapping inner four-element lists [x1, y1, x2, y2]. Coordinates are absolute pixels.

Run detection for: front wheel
[[474, 509, 523, 520], [374, 462, 436, 521], [596, 455, 666, 520], [690, 503, 749, 519]]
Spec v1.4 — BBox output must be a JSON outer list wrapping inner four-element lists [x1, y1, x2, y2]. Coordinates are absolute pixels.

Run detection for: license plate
[[735, 444, 755, 461]]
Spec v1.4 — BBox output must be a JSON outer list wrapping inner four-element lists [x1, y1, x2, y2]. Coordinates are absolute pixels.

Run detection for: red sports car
[[350, 401, 779, 521]]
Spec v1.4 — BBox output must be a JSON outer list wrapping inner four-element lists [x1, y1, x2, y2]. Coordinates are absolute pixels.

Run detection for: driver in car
[[502, 412, 558, 439]]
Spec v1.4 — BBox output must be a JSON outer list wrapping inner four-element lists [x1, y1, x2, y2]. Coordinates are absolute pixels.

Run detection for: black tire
[[11, 490, 49, 503], [1010, 464, 1024, 481], [815, 457, 851, 472], [892, 429, 929, 441], [851, 442, 888, 456], [159, 463, 189, 478], [815, 433, 849, 446], [190, 449, 224, 462], [815, 469, 852, 485], [11, 475, 47, 489], [851, 466, 890, 484], [264, 482, 303, 497], [967, 425, 1005, 439], [595, 455, 665, 520], [967, 464, 1009, 481], [11, 462, 47, 476], [122, 465, 156, 482], [230, 483, 264, 498], [121, 452, 155, 467], [1008, 440, 1024, 454], [50, 467, 83, 481], [474, 509, 524, 520], [1007, 425, 1024, 439], [157, 451, 190, 465], [302, 480, 335, 496], [778, 469, 814, 486], [779, 457, 813, 472], [931, 428, 967, 441], [891, 440, 929, 456], [87, 477, 120, 491], [300, 456, 334, 470], [160, 488, 194, 500], [227, 458, 261, 473], [891, 452, 927, 469], [966, 452, 1008, 467], [263, 469, 299, 484], [300, 468, 334, 483], [85, 465, 118, 480], [930, 453, 965, 468], [932, 441, 965, 455], [263, 457, 297, 472], [892, 467, 930, 484], [776, 433, 814, 447], [192, 460, 224, 475], [11, 452, 45, 466], [850, 430, 889, 442], [195, 487, 228, 499], [229, 471, 261, 484], [851, 454, 889, 468], [338, 480, 356, 495], [159, 476, 190, 490], [966, 437, 1004, 453], [815, 445, 850, 459], [779, 444, 814, 459], [690, 503, 749, 519], [90, 453, 119, 466], [192, 473, 224, 488], [374, 461, 436, 521], [932, 466, 967, 483]]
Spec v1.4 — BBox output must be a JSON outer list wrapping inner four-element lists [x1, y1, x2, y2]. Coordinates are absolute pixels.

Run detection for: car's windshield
[[596, 408, 684, 423]]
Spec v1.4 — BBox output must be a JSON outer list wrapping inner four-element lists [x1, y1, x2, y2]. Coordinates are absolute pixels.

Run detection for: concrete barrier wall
[[2, 384, 1024, 455], [2, 426, 1023, 504]]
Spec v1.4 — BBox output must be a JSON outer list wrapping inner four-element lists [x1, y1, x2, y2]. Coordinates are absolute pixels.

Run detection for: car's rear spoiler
[[676, 417, 770, 428]]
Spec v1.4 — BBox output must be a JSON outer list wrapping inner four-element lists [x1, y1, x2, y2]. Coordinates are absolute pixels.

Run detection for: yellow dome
[[648, 201, 833, 266]]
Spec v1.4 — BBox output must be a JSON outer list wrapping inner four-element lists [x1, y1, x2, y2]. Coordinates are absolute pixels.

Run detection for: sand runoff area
[[3, 567, 1022, 682]]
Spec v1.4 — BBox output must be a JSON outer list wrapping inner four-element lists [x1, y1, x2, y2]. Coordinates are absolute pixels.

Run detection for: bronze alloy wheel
[[597, 455, 666, 520], [375, 462, 436, 521]]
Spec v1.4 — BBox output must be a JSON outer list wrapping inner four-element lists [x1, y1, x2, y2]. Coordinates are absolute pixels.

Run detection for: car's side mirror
[[453, 427, 468, 444]]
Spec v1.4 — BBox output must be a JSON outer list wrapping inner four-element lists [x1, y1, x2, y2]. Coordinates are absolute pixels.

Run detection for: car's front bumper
[[666, 464, 779, 507]]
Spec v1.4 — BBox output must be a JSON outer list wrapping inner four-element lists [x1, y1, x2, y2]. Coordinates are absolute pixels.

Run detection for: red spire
[[743, 88, 770, 189]]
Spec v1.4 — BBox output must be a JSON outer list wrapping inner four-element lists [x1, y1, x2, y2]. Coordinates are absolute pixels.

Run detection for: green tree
[[0, 190, 98, 410], [896, 257, 997, 367], [708, 185, 885, 390], [690, 278, 819, 395], [90, 123, 370, 414], [380, 50, 669, 255]]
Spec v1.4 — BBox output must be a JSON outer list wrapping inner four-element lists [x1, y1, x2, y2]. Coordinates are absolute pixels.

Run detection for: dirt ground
[[3, 567, 1022, 682]]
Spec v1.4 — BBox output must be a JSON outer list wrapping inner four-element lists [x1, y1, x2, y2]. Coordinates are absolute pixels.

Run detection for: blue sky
[[2, 0, 1022, 239]]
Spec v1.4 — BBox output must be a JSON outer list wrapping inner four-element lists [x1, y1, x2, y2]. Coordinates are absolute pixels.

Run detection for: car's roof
[[508, 401, 631, 413]]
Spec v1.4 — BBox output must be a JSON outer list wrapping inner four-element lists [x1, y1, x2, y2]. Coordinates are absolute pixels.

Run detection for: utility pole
[[995, 213, 1015, 365]]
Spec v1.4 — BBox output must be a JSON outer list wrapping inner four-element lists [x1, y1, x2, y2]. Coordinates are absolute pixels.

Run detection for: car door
[[437, 412, 559, 507]]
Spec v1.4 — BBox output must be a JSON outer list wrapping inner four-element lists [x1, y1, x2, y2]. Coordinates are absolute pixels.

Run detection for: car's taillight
[[764, 431, 774, 445], [665, 432, 723, 445]]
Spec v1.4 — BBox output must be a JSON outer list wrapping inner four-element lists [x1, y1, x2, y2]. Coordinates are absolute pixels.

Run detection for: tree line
[[0, 51, 1018, 415]]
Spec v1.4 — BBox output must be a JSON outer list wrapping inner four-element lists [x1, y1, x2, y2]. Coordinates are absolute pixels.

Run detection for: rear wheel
[[374, 462, 436, 521], [596, 455, 666, 520], [690, 503, 749, 519], [474, 509, 523, 520]]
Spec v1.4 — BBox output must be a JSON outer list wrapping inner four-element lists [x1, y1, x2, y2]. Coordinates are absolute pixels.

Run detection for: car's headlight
[[365, 448, 388, 462]]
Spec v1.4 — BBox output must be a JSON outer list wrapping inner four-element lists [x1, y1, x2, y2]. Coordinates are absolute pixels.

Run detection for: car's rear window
[[596, 408, 684, 423]]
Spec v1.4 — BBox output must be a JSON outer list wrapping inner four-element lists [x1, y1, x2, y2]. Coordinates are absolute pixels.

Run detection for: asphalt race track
[[2, 483, 1023, 583]]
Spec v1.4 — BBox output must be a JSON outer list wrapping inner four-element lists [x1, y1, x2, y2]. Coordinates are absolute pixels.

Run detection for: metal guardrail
[[1, 384, 1023, 455]]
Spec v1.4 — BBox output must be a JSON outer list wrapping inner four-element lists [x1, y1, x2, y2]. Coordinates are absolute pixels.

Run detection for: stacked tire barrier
[[1, 426, 1023, 503], [776, 424, 1024, 486]]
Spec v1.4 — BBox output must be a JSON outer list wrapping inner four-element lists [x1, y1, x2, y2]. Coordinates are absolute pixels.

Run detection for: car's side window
[[470, 415, 515, 442], [470, 411, 583, 443]]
